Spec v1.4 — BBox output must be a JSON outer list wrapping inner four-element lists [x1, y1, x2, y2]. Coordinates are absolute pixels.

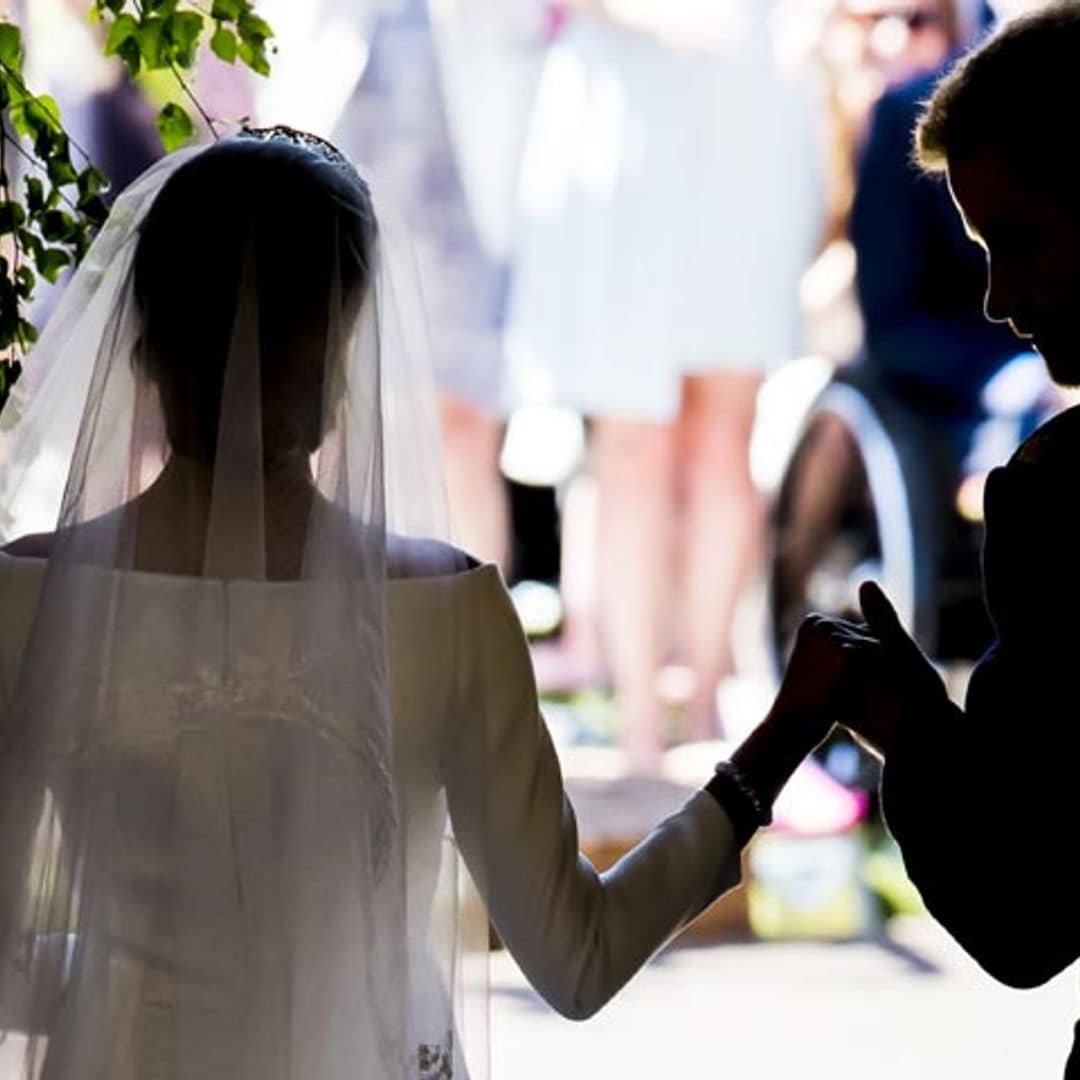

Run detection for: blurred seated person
[[849, 0, 1020, 417], [779, 0, 1034, 617]]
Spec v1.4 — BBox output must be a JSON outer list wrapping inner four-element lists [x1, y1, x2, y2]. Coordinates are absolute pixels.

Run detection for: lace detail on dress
[[168, 663, 384, 759], [7, 661, 398, 877], [417, 1030, 453, 1079]]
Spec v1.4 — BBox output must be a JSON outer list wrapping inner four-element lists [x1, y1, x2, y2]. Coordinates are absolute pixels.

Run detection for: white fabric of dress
[[503, 6, 823, 422], [0, 553, 741, 1077]]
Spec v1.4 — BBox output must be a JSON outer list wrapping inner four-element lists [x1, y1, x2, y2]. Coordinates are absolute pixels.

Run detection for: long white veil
[[0, 131, 482, 1078]]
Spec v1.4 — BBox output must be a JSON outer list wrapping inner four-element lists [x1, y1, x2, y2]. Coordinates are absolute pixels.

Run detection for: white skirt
[[503, 14, 823, 422]]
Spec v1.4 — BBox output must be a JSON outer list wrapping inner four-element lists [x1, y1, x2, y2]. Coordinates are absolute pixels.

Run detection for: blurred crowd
[[11, 0, 1057, 774]]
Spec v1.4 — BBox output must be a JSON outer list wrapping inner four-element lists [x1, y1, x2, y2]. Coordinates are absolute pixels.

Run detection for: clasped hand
[[777, 582, 950, 759]]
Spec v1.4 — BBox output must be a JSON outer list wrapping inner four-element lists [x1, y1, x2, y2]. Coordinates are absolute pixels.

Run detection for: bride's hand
[[730, 615, 863, 807], [772, 614, 868, 740]]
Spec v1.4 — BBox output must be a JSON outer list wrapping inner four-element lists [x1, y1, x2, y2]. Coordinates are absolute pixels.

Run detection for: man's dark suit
[[879, 405, 1080, 1076]]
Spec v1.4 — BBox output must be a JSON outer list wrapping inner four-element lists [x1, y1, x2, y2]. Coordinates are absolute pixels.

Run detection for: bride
[[0, 129, 839, 1078]]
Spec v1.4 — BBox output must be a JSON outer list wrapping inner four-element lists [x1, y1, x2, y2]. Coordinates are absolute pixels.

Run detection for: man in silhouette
[[824, 3, 1080, 1074]]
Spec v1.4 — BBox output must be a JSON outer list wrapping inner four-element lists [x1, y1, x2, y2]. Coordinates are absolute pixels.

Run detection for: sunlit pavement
[[3, 685, 1070, 1078], [1, 917, 1071, 1078], [503, 678, 1079, 1080], [492, 915, 1078, 1079]]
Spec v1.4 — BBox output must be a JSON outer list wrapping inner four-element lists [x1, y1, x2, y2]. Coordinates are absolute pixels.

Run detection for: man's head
[[915, 1, 1080, 385]]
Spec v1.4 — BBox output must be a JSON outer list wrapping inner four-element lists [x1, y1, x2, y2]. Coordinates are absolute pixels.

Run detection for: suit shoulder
[[1009, 406, 1080, 471]]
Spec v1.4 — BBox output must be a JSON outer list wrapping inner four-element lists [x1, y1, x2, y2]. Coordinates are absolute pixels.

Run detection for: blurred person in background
[[851, 0, 1012, 414], [816, 0, 974, 244], [21, 0, 159, 199], [778, 0, 1046, 650], [13, 0, 162, 340], [505, 0, 822, 770], [20, 0, 253, 199], [327, 0, 544, 569]]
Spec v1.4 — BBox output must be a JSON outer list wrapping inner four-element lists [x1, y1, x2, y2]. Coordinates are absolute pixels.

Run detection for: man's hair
[[916, 1, 1080, 186]]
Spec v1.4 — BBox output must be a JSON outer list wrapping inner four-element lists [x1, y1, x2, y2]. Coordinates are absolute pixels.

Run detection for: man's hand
[[859, 582, 946, 700], [839, 581, 950, 758]]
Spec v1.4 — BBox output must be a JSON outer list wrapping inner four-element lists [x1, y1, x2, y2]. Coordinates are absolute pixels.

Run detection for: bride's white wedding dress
[[0, 553, 739, 1076], [0, 131, 741, 1079]]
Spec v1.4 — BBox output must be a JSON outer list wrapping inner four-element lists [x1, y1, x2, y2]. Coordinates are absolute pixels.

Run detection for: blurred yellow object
[[747, 829, 878, 940], [956, 471, 988, 523], [864, 845, 925, 917]]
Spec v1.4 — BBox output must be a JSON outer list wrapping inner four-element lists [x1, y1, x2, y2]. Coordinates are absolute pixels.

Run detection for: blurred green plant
[[0, 1, 275, 411]]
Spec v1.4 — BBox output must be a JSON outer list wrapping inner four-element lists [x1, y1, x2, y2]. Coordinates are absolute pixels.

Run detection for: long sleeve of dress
[[879, 457, 1080, 990], [442, 572, 741, 1020]]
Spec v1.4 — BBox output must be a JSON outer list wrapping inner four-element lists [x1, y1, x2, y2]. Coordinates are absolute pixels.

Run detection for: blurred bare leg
[[439, 394, 509, 571], [677, 369, 764, 741], [530, 473, 606, 692], [592, 417, 676, 774]]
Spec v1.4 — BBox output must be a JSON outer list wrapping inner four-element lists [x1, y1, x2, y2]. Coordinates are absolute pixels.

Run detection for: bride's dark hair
[[133, 129, 377, 465]]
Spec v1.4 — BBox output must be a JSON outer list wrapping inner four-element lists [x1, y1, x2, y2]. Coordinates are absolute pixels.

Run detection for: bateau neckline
[[0, 549, 501, 590]]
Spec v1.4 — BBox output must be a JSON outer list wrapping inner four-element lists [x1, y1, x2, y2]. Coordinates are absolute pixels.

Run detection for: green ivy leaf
[[14, 265, 35, 301], [19, 94, 64, 156], [117, 36, 142, 78], [210, 25, 237, 63], [16, 228, 44, 264], [104, 14, 139, 57], [13, 94, 63, 150], [46, 145, 78, 188], [238, 12, 272, 39], [135, 16, 166, 69], [0, 360, 23, 407], [164, 12, 204, 68], [17, 320, 37, 345], [237, 37, 270, 77], [7, 98, 26, 138], [36, 248, 71, 284], [31, 94, 61, 128], [1, 1, 276, 364], [40, 210, 75, 243], [31, 125, 61, 162], [24, 177, 45, 215], [8, 97, 35, 141], [0, 21, 23, 67], [155, 102, 195, 152], [78, 195, 109, 228], [76, 166, 110, 202], [0, 202, 26, 235], [211, 0, 245, 21]]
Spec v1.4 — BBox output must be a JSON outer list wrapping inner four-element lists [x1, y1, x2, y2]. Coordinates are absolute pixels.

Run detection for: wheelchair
[[765, 353, 1053, 684], [760, 353, 1053, 799]]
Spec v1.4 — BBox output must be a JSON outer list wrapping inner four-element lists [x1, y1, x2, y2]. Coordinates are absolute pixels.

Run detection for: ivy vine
[[0, 0, 275, 412]]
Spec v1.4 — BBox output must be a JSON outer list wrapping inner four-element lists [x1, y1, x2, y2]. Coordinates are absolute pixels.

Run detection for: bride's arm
[[443, 576, 835, 1020]]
